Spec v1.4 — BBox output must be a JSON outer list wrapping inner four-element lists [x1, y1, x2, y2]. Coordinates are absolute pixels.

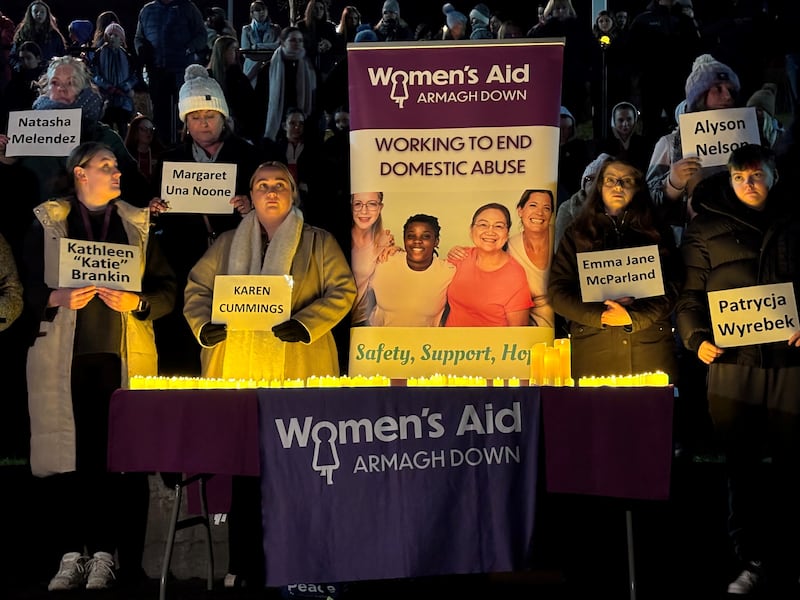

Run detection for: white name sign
[[160, 161, 237, 213], [679, 107, 760, 168], [211, 275, 293, 330], [57, 238, 141, 291], [6, 109, 81, 157], [708, 282, 799, 348], [576, 245, 664, 302]]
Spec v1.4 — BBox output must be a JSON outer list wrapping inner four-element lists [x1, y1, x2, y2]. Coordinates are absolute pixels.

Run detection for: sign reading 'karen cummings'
[[708, 282, 799, 348], [577, 245, 664, 302], [57, 238, 141, 291], [5, 109, 81, 157], [160, 161, 237, 213], [212, 275, 293, 330]]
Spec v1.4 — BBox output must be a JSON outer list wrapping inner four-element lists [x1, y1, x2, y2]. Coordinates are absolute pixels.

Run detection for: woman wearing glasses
[[549, 158, 680, 379], [350, 191, 394, 325], [445, 202, 532, 327]]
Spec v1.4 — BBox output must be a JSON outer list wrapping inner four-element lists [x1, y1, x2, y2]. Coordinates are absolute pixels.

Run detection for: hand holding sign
[[668, 156, 702, 191], [49, 286, 96, 310], [601, 300, 633, 326], [95, 287, 140, 312], [697, 340, 724, 365]]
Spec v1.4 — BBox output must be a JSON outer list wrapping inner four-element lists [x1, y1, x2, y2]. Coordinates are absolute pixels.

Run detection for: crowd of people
[[0, 0, 799, 597]]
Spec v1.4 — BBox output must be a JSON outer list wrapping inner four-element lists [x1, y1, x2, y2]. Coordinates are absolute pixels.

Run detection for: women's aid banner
[[347, 40, 564, 377]]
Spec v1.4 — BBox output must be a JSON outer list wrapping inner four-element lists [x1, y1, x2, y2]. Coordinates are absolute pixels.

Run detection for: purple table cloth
[[108, 389, 261, 512], [541, 386, 674, 500]]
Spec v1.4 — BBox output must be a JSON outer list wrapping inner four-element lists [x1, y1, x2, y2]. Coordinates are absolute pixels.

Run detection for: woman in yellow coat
[[183, 161, 355, 587]]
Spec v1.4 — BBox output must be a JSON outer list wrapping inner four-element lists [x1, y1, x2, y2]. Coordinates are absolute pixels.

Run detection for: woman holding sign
[[549, 158, 680, 380], [183, 161, 355, 587], [22, 141, 176, 590], [676, 145, 800, 595], [148, 65, 262, 376]]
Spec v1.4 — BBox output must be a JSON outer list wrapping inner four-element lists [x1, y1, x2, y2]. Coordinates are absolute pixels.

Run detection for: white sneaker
[[727, 562, 762, 594], [85, 551, 116, 590], [47, 552, 87, 591]]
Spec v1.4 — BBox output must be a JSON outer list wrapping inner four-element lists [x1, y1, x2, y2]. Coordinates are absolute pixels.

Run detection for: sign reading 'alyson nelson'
[[679, 107, 760, 168]]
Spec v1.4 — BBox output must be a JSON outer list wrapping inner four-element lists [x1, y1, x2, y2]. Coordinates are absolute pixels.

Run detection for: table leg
[[626, 509, 636, 600]]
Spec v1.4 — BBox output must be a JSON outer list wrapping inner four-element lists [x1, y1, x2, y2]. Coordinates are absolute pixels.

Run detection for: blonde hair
[[543, 0, 577, 20], [36, 55, 92, 97], [250, 161, 301, 206]]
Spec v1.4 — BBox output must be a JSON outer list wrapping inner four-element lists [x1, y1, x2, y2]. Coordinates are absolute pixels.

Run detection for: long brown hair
[[570, 158, 660, 251]]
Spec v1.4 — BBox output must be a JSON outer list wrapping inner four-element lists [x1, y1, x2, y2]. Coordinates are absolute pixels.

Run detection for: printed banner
[[349, 326, 553, 378], [258, 386, 540, 585], [160, 161, 237, 213], [57, 238, 141, 291], [211, 275, 293, 330], [679, 107, 760, 167], [347, 40, 563, 340], [708, 282, 799, 348], [576, 245, 665, 302], [6, 109, 81, 157]]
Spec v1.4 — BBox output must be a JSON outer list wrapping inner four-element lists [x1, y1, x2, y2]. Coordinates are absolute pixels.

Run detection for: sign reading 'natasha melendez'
[[5, 109, 81, 157], [708, 282, 800, 347]]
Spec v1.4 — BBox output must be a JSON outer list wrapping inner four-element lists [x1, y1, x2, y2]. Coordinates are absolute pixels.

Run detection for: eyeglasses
[[602, 176, 637, 189], [138, 125, 155, 133], [352, 201, 381, 212], [472, 221, 508, 232]]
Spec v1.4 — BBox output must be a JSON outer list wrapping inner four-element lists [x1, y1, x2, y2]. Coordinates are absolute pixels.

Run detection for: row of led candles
[[130, 375, 392, 389], [531, 339, 669, 387], [129, 374, 520, 389]]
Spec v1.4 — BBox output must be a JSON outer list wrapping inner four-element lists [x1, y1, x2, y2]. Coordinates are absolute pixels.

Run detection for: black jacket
[[676, 172, 800, 368]]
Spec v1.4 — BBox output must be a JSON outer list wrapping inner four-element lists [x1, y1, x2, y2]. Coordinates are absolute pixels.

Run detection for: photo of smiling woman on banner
[[508, 189, 555, 328], [368, 213, 455, 326], [350, 191, 395, 325], [445, 202, 532, 327]]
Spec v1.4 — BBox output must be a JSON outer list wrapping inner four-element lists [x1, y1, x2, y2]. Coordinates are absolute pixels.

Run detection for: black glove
[[199, 322, 227, 346], [272, 319, 310, 343]]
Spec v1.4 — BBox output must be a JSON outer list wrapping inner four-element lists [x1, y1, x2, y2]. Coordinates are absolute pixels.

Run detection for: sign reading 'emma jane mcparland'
[[211, 275, 293, 330], [160, 161, 237, 213], [576, 245, 664, 303], [5, 109, 81, 157], [679, 107, 760, 168], [708, 282, 800, 348], [57, 238, 142, 291]]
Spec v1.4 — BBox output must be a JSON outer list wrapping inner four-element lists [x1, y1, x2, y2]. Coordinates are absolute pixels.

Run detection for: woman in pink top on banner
[[445, 202, 532, 326]]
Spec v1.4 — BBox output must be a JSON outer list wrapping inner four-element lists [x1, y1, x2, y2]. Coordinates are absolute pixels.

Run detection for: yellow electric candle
[[530, 342, 547, 385]]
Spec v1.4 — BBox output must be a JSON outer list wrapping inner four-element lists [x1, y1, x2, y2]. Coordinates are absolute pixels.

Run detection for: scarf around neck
[[263, 46, 315, 140], [33, 86, 104, 124]]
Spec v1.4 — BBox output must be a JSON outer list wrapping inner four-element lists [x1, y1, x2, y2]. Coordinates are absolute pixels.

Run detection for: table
[[108, 386, 673, 595]]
